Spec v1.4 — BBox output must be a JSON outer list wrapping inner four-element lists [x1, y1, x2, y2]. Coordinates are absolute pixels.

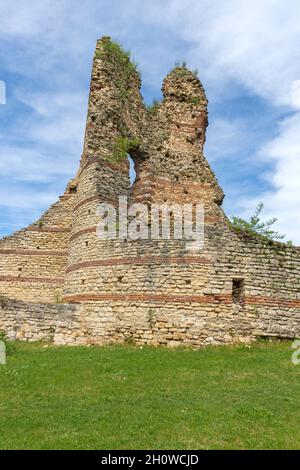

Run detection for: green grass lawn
[[0, 340, 299, 450]]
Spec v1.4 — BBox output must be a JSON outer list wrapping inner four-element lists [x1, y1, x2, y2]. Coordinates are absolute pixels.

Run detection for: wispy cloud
[[241, 112, 300, 242]]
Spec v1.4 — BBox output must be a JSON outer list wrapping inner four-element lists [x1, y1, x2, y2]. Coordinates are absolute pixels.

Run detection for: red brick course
[[0, 276, 64, 284], [63, 293, 231, 303], [69, 227, 96, 242], [0, 249, 68, 256], [26, 226, 70, 233], [78, 155, 128, 178], [62, 293, 300, 308], [66, 255, 212, 273]]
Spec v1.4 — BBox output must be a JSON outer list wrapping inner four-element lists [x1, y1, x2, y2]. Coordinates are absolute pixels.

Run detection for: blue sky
[[0, 0, 300, 242]]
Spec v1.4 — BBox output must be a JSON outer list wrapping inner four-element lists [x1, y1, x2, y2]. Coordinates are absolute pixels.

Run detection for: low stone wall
[[1, 294, 300, 348], [0, 298, 83, 345]]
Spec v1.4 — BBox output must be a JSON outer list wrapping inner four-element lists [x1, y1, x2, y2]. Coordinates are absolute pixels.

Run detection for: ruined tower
[[63, 37, 227, 307], [0, 37, 300, 346]]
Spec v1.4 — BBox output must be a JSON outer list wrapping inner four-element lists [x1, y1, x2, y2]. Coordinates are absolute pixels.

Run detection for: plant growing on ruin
[[230, 202, 289, 242], [97, 39, 139, 75], [54, 293, 63, 304], [190, 96, 200, 106], [172, 67, 189, 77], [0, 329, 16, 356], [0, 295, 7, 308], [174, 61, 187, 69], [172, 62, 198, 79], [146, 99, 160, 114], [124, 333, 135, 345], [147, 308, 155, 328], [111, 136, 140, 161], [0, 330, 6, 341], [95, 38, 140, 101]]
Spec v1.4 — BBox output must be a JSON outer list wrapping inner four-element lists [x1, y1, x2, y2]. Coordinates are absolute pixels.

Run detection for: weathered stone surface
[[0, 37, 300, 347]]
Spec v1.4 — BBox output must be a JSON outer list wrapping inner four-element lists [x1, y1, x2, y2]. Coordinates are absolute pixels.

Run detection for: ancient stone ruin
[[0, 37, 300, 346]]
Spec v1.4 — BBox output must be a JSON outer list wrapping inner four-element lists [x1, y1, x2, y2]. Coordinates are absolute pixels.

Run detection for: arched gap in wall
[[128, 147, 146, 188], [128, 154, 136, 186]]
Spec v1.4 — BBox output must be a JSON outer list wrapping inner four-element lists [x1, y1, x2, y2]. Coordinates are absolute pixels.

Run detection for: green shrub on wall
[[111, 136, 140, 162]]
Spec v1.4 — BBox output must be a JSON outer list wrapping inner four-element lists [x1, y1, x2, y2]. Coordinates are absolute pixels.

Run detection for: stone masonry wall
[[0, 185, 77, 303], [0, 298, 83, 344], [0, 37, 299, 347]]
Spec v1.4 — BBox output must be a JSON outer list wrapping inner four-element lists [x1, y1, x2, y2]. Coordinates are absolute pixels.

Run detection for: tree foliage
[[230, 202, 290, 243]]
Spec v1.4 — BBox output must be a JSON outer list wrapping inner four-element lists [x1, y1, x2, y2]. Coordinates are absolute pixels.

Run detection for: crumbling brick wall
[[0, 37, 299, 347]]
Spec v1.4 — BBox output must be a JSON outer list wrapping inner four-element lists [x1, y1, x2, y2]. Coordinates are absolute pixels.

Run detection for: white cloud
[[0, 90, 87, 185], [0, 145, 75, 182], [0, 183, 58, 209], [239, 112, 300, 243], [0, 0, 72, 36], [291, 81, 300, 109], [1, 0, 300, 104], [0, 80, 6, 104], [164, 0, 300, 106], [206, 118, 250, 161], [17, 91, 87, 153]]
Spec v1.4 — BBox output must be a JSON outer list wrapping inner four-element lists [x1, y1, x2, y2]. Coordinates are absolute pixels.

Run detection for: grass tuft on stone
[[110, 136, 140, 161]]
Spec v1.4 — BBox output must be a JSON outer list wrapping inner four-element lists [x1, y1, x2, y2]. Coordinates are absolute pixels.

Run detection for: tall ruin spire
[[129, 65, 224, 217], [62, 39, 227, 301], [81, 36, 146, 166]]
